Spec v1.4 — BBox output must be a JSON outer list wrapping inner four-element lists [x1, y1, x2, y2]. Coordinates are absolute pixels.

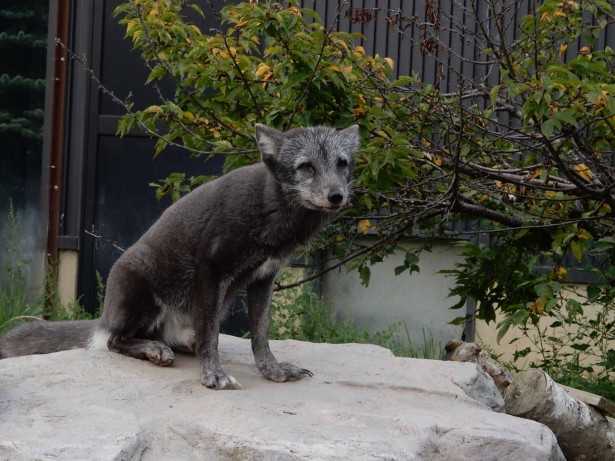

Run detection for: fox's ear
[[255, 124, 284, 164], [339, 124, 360, 155]]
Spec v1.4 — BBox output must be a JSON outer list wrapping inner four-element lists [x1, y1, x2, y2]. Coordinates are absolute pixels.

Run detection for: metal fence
[[302, 0, 615, 90]]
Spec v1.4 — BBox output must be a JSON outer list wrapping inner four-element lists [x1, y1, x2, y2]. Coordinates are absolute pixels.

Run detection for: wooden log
[[504, 369, 615, 461], [562, 385, 615, 418]]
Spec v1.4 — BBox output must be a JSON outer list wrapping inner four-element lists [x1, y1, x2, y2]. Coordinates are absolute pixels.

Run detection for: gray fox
[[0, 124, 360, 389]]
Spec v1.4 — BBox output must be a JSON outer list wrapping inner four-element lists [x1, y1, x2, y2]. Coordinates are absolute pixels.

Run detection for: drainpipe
[[45, 0, 70, 311], [46, 0, 70, 263]]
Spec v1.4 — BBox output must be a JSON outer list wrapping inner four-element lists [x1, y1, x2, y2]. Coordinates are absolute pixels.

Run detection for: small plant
[[0, 202, 103, 333], [0, 200, 42, 334]]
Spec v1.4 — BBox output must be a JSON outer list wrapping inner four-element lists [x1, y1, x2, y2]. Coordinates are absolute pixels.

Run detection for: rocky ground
[[0, 335, 564, 460]]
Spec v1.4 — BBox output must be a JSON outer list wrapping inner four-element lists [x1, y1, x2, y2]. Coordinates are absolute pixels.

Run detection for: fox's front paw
[[260, 361, 313, 383], [144, 341, 175, 366], [201, 366, 242, 390]]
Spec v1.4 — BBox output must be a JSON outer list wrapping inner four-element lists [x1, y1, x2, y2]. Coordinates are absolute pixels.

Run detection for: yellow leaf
[[126, 19, 138, 35], [579, 46, 591, 56], [183, 111, 195, 122], [357, 219, 372, 235], [574, 163, 593, 182], [353, 46, 366, 56], [331, 37, 349, 51], [288, 6, 302, 16], [144, 105, 162, 114], [352, 106, 366, 117], [559, 43, 568, 58], [577, 228, 592, 240], [530, 297, 546, 314], [384, 57, 394, 69], [553, 266, 568, 280], [528, 168, 542, 180], [255, 63, 272, 80]]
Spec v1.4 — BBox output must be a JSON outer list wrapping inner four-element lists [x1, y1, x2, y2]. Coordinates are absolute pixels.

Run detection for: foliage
[[113, 0, 385, 164], [110, 0, 615, 288], [554, 369, 615, 401], [271, 269, 443, 359], [0, 201, 41, 334], [445, 231, 615, 383], [0, 0, 47, 142]]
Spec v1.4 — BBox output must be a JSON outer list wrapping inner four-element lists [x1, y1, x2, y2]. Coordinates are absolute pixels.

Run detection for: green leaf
[[189, 3, 206, 18], [554, 110, 577, 126], [449, 316, 468, 326], [587, 285, 601, 300], [359, 266, 371, 287], [497, 318, 513, 344], [394, 265, 406, 276], [570, 240, 585, 262], [146, 65, 167, 84]]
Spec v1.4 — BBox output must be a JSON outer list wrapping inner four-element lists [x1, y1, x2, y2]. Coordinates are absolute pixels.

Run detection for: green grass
[[270, 288, 444, 360], [0, 201, 99, 335], [552, 371, 615, 401], [0, 201, 42, 334]]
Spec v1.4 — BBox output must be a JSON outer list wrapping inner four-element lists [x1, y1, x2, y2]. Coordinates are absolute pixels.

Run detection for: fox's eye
[[297, 162, 315, 175], [337, 157, 349, 168]]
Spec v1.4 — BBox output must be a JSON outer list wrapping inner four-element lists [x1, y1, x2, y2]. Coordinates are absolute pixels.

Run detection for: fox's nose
[[328, 191, 344, 205]]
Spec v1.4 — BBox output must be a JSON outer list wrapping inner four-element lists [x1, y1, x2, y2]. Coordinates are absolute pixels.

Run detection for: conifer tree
[[0, 0, 48, 208]]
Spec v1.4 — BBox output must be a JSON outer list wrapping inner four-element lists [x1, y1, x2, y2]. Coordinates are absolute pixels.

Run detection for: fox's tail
[[0, 319, 98, 359]]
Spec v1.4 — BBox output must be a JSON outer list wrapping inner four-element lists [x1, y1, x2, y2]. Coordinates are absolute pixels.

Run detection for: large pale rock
[[0, 335, 563, 460]]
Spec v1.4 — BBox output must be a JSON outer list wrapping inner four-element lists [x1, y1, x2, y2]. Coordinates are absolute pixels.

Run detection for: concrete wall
[[321, 241, 467, 347]]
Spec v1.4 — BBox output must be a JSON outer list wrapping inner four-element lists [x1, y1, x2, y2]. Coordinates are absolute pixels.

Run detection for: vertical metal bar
[[46, 0, 70, 266]]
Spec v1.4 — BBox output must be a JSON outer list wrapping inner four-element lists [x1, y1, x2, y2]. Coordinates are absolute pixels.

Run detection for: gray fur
[[0, 124, 360, 389]]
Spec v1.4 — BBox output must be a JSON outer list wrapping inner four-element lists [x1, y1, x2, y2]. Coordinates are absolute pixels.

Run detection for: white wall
[[321, 241, 466, 347]]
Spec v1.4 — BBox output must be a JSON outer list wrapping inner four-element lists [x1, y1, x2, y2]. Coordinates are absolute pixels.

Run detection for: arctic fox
[[0, 124, 360, 389]]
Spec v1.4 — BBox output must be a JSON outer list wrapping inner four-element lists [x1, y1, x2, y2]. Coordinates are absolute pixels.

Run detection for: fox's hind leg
[[97, 258, 175, 367], [107, 335, 174, 366]]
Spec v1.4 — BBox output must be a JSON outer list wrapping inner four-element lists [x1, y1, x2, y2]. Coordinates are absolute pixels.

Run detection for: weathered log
[[562, 385, 615, 418], [504, 369, 615, 461]]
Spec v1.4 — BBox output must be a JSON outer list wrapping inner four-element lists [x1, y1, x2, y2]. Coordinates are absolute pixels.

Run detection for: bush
[[444, 230, 615, 396], [112, 0, 615, 279]]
